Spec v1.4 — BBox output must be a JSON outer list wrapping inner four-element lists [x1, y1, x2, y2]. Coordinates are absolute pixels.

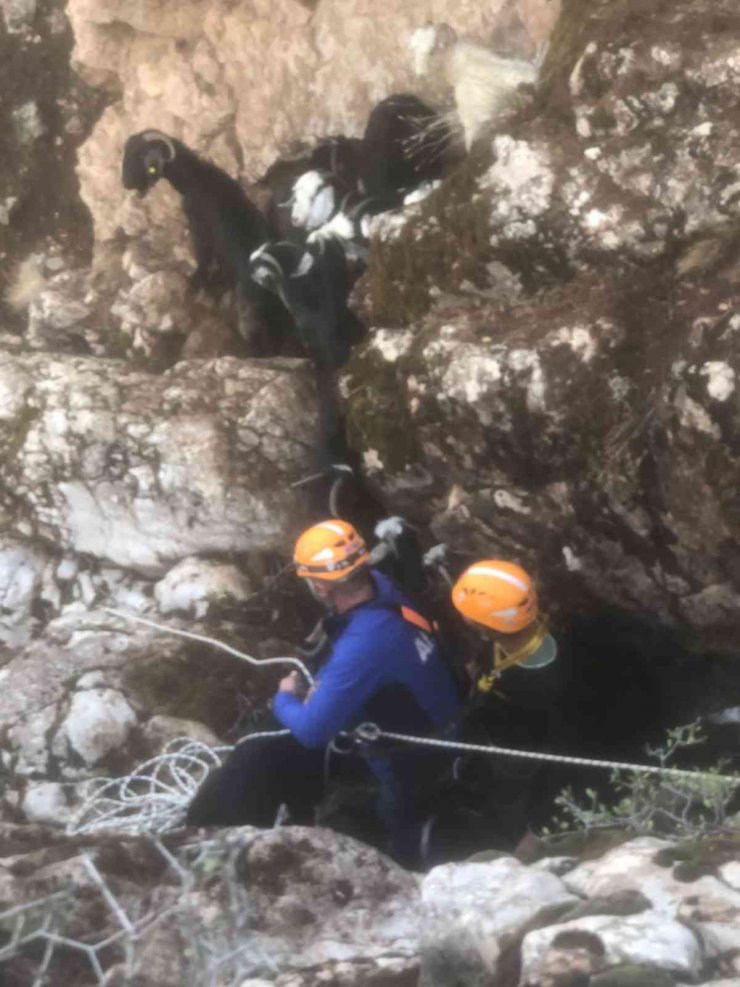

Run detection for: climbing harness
[[350, 722, 740, 787]]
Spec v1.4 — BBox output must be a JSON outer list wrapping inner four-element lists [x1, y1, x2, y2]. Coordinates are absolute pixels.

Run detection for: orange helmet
[[452, 560, 538, 633], [294, 519, 370, 582]]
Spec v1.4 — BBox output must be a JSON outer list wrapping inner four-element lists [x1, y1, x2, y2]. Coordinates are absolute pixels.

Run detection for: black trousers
[[186, 732, 450, 868], [186, 733, 326, 829]]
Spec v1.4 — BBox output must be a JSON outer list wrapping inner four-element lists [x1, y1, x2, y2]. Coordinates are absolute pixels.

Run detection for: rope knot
[[354, 722, 382, 744]]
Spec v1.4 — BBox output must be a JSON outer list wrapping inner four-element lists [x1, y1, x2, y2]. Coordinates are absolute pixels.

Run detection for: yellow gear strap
[[476, 616, 550, 692]]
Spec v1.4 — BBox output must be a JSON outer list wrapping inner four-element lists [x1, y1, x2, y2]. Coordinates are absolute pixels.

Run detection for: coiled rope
[[67, 731, 292, 836]]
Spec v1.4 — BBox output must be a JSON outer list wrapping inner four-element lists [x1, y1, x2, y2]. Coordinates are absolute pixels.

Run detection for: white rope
[[235, 728, 290, 745], [355, 724, 740, 787], [101, 607, 315, 686], [67, 732, 288, 837]]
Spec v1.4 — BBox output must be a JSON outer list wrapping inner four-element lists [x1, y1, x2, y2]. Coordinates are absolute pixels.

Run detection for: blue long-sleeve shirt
[[273, 570, 461, 750]]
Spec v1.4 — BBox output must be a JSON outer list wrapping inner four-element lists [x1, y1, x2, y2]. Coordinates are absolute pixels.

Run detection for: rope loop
[[354, 722, 383, 744]]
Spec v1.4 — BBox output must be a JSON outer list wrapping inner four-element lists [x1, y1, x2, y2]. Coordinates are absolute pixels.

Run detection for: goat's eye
[[148, 166, 157, 174]]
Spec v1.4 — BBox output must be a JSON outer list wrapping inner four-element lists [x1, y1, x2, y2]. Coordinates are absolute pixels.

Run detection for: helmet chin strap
[[306, 579, 337, 612]]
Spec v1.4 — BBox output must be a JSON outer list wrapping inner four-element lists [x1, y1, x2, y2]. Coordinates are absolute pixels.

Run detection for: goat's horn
[[347, 196, 375, 220], [140, 129, 176, 162], [253, 251, 285, 282]]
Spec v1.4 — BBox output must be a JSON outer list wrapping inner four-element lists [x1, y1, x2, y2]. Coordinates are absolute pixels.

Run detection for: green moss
[[562, 889, 652, 921], [653, 832, 740, 880], [535, 827, 632, 862], [1, 401, 39, 463], [123, 642, 269, 737], [367, 127, 573, 327], [539, 0, 592, 99], [105, 326, 132, 360], [344, 345, 421, 474], [367, 148, 495, 326], [538, 0, 614, 117], [591, 968, 675, 987]]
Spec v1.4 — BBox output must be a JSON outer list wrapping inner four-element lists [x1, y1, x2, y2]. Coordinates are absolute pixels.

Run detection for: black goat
[[300, 97, 457, 262], [121, 129, 285, 352], [360, 93, 456, 200], [249, 238, 364, 370]]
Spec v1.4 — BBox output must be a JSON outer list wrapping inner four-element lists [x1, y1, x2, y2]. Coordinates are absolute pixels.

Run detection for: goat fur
[[250, 238, 364, 370], [122, 130, 285, 351], [260, 137, 363, 243], [411, 25, 542, 149], [359, 93, 455, 200]]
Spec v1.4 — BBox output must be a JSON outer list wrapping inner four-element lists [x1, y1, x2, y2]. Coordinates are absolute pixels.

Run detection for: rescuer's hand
[[278, 671, 306, 697]]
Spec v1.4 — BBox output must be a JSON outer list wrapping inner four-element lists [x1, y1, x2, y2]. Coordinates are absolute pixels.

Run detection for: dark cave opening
[[310, 594, 740, 867]]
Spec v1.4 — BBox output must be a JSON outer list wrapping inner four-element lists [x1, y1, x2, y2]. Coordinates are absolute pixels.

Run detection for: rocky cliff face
[[348, 0, 740, 653], [1, 0, 740, 981], [1, 824, 739, 986], [0, 0, 105, 330], [0, 0, 567, 818], [69, 0, 558, 246]]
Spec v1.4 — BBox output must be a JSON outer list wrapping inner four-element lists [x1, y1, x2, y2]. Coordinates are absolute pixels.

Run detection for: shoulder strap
[[399, 604, 433, 634]]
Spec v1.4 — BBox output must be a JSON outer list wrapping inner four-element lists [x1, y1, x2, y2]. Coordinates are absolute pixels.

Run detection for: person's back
[[275, 567, 461, 747]]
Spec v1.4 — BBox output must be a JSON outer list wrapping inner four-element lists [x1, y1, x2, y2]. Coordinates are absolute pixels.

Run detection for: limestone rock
[[677, 894, 740, 960], [21, 256, 239, 368], [0, 604, 297, 815], [25, 268, 113, 356], [21, 781, 73, 825], [0, 0, 37, 33], [0, 538, 48, 647], [0, 824, 420, 985], [344, 265, 740, 648], [720, 860, 740, 892], [0, 0, 101, 344], [241, 826, 419, 972], [561, 889, 652, 922], [110, 268, 203, 361], [6, 703, 58, 777], [563, 837, 740, 918], [142, 714, 219, 752], [520, 912, 703, 984], [532, 855, 580, 877], [57, 686, 137, 766], [563, 838, 740, 962], [154, 556, 254, 617], [12, 100, 45, 145], [349, 0, 740, 655], [420, 855, 577, 986], [0, 349, 318, 573], [482, 135, 555, 241]]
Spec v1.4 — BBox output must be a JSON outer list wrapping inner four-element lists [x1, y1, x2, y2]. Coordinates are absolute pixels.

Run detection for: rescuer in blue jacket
[[186, 518, 462, 866]]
